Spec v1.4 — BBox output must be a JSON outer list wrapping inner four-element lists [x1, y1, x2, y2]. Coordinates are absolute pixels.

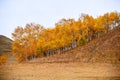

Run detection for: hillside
[[0, 35, 12, 54], [30, 26, 120, 63], [76, 25, 120, 63]]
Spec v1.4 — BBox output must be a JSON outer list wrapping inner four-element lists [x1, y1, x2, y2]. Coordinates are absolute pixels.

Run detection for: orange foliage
[[0, 54, 7, 65], [12, 11, 120, 62]]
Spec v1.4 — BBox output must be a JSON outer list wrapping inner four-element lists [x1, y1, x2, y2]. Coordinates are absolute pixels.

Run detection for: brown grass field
[[0, 62, 120, 80]]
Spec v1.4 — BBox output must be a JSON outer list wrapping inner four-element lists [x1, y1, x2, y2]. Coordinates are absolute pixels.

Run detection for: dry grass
[[76, 26, 120, 63], [0, 62, 120, 80]]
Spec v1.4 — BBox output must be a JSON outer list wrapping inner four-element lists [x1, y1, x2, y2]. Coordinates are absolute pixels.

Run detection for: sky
[[0, 0, 120, 39]]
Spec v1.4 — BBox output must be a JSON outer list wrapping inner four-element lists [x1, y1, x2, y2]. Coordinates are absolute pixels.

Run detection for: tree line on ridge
[[12, 11, 120, 62]]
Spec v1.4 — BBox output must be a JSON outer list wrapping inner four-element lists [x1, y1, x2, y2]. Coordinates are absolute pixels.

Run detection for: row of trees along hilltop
[[12, 11, 120, 62]]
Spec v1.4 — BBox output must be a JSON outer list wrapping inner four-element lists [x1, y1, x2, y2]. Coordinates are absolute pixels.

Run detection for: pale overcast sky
[[0, 0, 120, 39]]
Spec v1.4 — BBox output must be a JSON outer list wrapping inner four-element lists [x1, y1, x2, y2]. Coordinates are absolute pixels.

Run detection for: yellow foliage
[[12, 12, 120, 62]]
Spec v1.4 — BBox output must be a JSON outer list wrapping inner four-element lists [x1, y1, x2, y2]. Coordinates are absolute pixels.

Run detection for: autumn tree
[[12, 23, 44, 62], [94, 16, 105, 38], [109, 11, 120, 29]]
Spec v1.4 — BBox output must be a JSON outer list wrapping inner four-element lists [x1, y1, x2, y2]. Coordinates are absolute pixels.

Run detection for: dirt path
[[0, 63, 120, 80]]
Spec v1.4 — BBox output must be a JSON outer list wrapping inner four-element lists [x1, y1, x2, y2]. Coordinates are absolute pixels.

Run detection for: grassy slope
[[0, 35, 12, 54], [76, 25, 120, 63], [30, 26, 120, 63]]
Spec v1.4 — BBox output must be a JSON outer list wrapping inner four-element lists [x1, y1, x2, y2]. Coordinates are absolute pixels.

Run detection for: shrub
[[0, 54, 7, 65], [79, 36, 87, 46]]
